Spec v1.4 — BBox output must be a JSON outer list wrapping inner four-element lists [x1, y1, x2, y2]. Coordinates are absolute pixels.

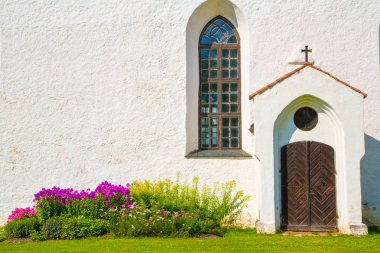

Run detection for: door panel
[[281, 141, 309, 231], [281, 141, 337, 232], [309, 142, 337, 231]]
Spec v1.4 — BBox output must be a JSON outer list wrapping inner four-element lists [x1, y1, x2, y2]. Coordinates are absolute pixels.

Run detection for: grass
[[0, 228, 379, 253]]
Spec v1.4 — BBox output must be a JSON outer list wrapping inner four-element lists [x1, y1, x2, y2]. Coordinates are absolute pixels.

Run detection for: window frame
[[198, 16, 242, 150]]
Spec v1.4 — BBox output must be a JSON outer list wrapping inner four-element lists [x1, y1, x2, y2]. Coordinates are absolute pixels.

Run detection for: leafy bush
[[130, 177, 250, 226], [4, 217, 41, 239], [42, 216, 109, 240], [42, 216, 64, 240], [112, 177, 249, 238], [0, 226, 5, 242], [34, 181, 132, 222], [30, 230, 45, 241], [111, 206, 223, 237], [61, 217, 110, 239]]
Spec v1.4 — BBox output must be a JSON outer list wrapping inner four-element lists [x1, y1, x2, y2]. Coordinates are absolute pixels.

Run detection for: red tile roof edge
[[248, 65, 307, 100], [309, 64, 368, 98], [249, 63, 368, 100]]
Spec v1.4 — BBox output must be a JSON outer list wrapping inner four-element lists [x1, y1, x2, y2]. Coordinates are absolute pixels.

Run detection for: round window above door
[[293, 107, 318, 131]]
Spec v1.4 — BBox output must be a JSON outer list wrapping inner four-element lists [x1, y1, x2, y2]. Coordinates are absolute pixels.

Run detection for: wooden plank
[[309, 142, 337, 231], [281, 142, 309, 230]]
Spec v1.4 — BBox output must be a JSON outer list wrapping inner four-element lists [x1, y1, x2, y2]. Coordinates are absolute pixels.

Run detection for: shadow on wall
[[361, 134, 380, 225]]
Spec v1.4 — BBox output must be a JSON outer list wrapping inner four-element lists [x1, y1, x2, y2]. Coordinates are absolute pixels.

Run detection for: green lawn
[[0, 229, 380, 253]]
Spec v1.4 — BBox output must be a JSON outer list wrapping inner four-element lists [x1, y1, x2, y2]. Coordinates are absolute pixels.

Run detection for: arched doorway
[[281, 141, 337, 232], [251, 65, 368, 234]]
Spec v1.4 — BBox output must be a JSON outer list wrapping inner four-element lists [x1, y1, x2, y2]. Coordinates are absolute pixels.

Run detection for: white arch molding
[[273, 95, 346, 231], [185, 0, 251, 154]]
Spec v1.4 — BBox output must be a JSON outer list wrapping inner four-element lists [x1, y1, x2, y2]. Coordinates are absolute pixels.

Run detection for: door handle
[[310, 192, 317, 197]]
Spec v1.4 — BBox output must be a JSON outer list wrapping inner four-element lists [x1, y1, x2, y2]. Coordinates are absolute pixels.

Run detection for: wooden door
[[281, 141, 337, 232]]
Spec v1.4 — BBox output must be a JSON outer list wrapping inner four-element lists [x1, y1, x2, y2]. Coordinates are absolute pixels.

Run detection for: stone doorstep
[[282, 231, 341, 237]]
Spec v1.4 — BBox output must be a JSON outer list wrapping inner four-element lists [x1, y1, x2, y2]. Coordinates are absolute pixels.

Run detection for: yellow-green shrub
[[130, 176, 250, 226]]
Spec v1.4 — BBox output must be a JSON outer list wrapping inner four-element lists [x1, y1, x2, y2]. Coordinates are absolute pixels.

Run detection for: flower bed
[[3, 177, 249, 240]]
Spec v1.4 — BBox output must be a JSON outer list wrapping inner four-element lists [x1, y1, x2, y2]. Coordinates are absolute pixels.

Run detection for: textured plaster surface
[[0, 0, 380, 226]]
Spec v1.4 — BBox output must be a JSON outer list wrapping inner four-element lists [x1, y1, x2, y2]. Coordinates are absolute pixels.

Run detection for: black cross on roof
[[301, 46, 312, 62]]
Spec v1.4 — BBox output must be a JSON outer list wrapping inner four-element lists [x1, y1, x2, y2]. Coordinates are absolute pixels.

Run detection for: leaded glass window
[[199, 16, 241, 150]]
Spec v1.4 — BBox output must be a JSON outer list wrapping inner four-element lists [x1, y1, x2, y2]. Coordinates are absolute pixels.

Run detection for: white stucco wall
[[1, 0, 380, 226]]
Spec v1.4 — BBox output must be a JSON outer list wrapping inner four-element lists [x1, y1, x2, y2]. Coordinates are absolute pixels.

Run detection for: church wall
[[1, 0, 380, 225]]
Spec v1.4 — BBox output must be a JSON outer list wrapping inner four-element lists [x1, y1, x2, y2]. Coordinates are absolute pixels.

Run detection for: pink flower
[[7, 207, 36, 222]]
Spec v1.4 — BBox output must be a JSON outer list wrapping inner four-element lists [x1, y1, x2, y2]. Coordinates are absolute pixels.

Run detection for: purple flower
[[32, 180, 133, 218]]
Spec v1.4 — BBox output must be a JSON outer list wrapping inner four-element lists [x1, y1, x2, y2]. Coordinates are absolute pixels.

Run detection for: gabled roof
[[249, 62, 368, 100]]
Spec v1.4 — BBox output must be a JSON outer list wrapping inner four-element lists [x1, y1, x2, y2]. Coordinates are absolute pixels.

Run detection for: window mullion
[[238, 47, 242, 149], [217, 45, 222, 150]]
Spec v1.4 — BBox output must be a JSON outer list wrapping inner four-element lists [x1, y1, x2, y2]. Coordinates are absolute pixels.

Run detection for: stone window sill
[[186, 149, 252, 159]]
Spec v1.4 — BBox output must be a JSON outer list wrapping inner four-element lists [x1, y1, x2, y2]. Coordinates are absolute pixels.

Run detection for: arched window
[[199, 16, 241, 150]]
